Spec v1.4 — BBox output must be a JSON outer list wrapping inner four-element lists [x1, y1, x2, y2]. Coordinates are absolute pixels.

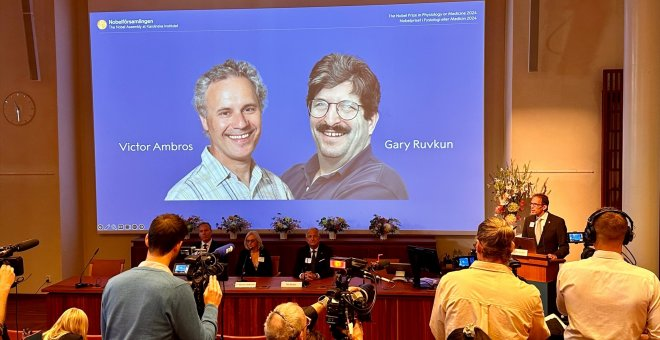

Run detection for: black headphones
[[584, 207, 635, 245]]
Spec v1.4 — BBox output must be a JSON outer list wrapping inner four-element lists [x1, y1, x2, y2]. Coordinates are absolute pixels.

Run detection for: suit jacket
[[199, 239, 222, 253], [522, 212, 569, 259], [293, 243, 334, 278], [235, 248, 273, 277]]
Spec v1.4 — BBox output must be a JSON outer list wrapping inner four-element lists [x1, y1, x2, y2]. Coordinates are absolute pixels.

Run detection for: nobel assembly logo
[[97, 20, 107, 30]]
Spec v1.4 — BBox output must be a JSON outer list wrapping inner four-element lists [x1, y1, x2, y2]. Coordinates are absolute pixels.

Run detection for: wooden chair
[[217, 335, 266, 340], [271, 255, 280, 277], [89, 259, 125, 277]]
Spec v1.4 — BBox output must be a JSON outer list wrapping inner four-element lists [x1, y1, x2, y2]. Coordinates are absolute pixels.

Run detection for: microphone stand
[[239, 251, 248, 282], [75, 248, 100, 288]]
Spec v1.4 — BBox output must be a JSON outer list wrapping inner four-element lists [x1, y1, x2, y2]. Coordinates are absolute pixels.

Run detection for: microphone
[[212, 243, 235, 256], [0, 239, 40, 257], [75, 248, 99, 288], [360, 270, 393, 283]]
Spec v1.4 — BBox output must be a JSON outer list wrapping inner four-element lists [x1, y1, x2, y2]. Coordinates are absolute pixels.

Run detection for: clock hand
[[14, 100, 21, 122]]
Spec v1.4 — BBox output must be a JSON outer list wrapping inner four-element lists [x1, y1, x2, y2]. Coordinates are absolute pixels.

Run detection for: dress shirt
[[557, 250, 660, 339], [429, 260, 550, 340], [166, 147, 293, 200]]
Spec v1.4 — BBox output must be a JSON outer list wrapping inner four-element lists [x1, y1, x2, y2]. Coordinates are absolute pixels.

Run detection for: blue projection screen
[[89, 1, 485, 233]]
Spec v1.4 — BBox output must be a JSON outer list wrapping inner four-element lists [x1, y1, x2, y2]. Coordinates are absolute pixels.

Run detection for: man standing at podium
[[522, 193, 569, 259], [556, 209, 660, 339]]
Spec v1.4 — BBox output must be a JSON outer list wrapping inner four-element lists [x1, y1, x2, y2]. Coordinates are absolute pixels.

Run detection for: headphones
[[584, 207, 635, 245]]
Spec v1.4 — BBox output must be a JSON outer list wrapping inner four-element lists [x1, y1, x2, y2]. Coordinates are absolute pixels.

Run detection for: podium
[[512, 252, 565, 315]]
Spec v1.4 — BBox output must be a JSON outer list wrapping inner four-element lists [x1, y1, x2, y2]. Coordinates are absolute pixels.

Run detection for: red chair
[[217, 335, 267, 340], [86, 335, 103, 340]]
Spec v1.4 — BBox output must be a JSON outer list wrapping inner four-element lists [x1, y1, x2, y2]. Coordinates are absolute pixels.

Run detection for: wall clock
[[3, 91, 36, 126]]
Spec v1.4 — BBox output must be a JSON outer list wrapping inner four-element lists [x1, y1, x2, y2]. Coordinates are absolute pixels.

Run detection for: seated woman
[[42, 307, 88, 340], [236, 231, 273, 277]]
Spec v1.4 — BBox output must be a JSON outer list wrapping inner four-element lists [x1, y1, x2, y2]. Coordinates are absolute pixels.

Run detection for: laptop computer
[[514, 237, 537, 254]]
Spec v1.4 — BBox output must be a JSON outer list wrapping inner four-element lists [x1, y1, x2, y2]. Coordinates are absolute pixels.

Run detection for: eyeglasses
[[246, 239, 257, 243], [308, 99, 361, 120], [530, 203, 543, 207]]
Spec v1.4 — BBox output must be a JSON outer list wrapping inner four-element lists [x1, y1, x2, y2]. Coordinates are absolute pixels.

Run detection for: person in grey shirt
[[101, 213, 222, 339]]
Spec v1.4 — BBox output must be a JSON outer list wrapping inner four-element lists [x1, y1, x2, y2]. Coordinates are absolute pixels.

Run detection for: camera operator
[[556, 208, 660, 339], [101, 213, 222, 340], [264, 300, 363, 340], [429, 217, 549, 340], [0, 264, 16, 339]]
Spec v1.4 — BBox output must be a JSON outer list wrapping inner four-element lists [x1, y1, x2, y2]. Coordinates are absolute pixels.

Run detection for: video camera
[[1, 239, 39, 276], [184, 245, 231, 316], [324, 257, 376, 339]]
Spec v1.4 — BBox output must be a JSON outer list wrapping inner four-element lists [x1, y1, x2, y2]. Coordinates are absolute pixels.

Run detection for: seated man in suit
[[293, 228, 334, 281], [556, 208, 660, 339], [198, 222, 221, 253], [522, 193, 569, 259]]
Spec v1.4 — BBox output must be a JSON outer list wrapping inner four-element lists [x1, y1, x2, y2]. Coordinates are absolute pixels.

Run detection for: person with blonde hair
[[42, 307, 88, 340], [429, 216, 550, 340], [235, 230, 273, 276]]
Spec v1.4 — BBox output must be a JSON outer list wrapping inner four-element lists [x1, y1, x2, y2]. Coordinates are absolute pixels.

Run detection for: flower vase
[[329, 231, 336, 240], [279, 232, 288, 240], [379, 234, 387, 240], [229, 232, 237, 240]]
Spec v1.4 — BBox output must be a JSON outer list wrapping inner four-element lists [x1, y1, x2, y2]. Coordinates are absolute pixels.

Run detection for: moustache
[[316, 122, 351, 135]]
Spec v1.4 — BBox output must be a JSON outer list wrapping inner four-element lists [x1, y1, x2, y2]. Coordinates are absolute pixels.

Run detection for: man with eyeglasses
[[282, 53, 407, 200], [166, 59, 293, 200], [521, 193, 569, 259]]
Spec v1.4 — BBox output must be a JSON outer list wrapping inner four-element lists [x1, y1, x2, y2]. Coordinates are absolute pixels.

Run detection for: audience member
[[42, 307, 88, 340], [556, 208, 660, 339], [429, 216, 550, 340], [522, 193, 569, 259], [198, 222, 221, 252], [236, 231, 273, 276], [293, 228, 334, 280], [101, 213, 222, 339], [0, 264, 15, 339]]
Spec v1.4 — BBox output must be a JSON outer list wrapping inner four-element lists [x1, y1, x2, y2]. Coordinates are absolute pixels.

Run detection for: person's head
[[198, 222, 213, 243], [43, 307, 88, 340], [194, 59, 266, 166], [146, 213, 188, 257], [264, 302, 308, 340], [475, 217, 515, 264], [530, 194, 549, 217], [306, 228, 321, 249], [594, 211, 629, 246], [244, 230, 263, 251], [306, 53, 380, 167]]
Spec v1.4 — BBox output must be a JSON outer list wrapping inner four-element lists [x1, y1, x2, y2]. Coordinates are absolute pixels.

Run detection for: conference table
[[44, 275, 436, 339]]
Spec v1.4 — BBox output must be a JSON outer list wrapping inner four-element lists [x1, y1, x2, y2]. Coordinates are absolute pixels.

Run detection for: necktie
[[535, 218, 543, 244], [202, 243, 208, 252], [311, 250, 317, 267]]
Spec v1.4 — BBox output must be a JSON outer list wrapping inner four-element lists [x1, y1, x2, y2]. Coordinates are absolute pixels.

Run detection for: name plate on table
[[281, 281, 303, 288], [511, 249, 528, 256], [234, 282, 257, 288]]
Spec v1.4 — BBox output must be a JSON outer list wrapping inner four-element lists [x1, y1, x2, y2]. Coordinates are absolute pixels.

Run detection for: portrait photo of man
[[166, 59, 293, 200], [282, 53, 408, 200]]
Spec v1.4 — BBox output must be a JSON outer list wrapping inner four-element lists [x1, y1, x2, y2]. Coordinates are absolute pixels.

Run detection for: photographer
[[264, 300, 363, 340], [101, 213, 222, 340], [0, 264, 16, 339], [429, 217, 549, 340]]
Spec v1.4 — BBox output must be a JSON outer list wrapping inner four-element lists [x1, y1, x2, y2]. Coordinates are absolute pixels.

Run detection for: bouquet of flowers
[[217, 215, 251, 234], [271, 213, 301, 234], [488, 160, 548, 226], [368, 214, 401, 237], [185, 215, 203, 233], [317, 216, 350, 233]]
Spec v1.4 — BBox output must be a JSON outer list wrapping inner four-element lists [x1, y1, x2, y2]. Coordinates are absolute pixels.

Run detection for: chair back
[[271, 256, 280, 277], [89, 259, 125, 277], [87, 335, 103, 340], [217, 335, 266, 340]]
